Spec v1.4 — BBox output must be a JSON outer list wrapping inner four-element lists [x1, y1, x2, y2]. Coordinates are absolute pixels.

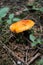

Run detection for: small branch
[[10, 57, 16, 65], [23, 36, 31, 44], [3, 44, 26, 65], [25, 50, 28, 65], [28, 53, 41, 65], [18, 47, 35, 51], [32, 49, 39, 56], [34, 33, 43, 36]]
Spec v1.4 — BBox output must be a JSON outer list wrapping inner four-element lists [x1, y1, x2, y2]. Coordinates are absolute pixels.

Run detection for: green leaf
[[33, 6, 43, 12], [38, 59, 43, 65], [7, 19, 12, 24], [37, 38, 41, 44], [9, 13, 14, 19], [23, 8, 28, 11], [27, 3, 33, 6], [13, 18, 21, 22], [0, 18, 2, 22], [33, 6, 39, 10], [39, 7, 43, 12], [30, 34, 36, 42], [0, 7, 9, 18], [31, 41, 37, 47]]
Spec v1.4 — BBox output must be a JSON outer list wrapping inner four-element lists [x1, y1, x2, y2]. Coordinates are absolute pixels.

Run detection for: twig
[[32, 49, 39, 56], [23, 15, 30, 19], [34, 33, 43, 36], [3, 44, 26, 65], [27, 49, 39, 62], [10, 57, 16, 65], [18, 47, 35, 51], [28, 53, 41, 65], [23, 36, 31, 44], [25, 50, 28, 65]]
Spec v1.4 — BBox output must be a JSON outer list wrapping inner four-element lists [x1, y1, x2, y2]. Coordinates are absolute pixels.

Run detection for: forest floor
[[0, 0, 43, 65]]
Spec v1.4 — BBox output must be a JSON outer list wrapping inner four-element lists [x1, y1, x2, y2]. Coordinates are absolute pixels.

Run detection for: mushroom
[[10, 20, 35, 33]]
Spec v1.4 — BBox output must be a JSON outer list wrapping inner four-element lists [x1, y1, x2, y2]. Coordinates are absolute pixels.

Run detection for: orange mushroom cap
[[10, 20, 35, 33]]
